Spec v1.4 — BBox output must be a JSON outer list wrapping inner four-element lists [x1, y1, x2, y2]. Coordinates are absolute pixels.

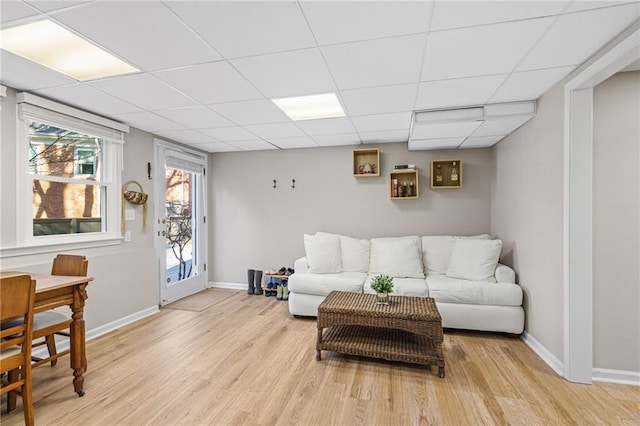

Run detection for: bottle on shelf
[[435, 164, 443, 183], [408, 182, 415, 197], [451, 162, 459, 182], [399, 182, 406, 197], [393, 178, 399, 197]]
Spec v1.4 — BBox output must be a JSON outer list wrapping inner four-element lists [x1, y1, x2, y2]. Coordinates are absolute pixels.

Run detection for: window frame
[[15, 93, 127, 248]]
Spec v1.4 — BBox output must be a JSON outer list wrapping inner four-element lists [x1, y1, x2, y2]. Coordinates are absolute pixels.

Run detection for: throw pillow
[[421, 234, 491, 275], [339, 235, 371, 273], [369, 236, 424, 278], [304, 233, 342, 274], [446, 239, 502, 282]]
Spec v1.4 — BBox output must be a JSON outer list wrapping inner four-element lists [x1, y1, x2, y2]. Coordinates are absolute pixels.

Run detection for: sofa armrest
[[495, 263, 516, 283], [294, 257, 309, 274]]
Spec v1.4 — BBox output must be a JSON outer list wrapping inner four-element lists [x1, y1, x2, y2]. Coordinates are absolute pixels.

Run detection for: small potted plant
[[370, 274, 394, 305]]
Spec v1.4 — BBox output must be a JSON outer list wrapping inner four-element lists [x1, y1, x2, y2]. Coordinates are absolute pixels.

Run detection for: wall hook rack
[[273, 179, 277, 189], [292, 179, 296, 189]]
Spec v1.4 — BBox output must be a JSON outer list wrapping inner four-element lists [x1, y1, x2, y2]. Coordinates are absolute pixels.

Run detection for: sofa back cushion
[[303, 233, 342, 273], [316, 232, 370, 273], [421, 234, 491, 275], [369, 236, 424, 278], [446, 239, 502, 282]]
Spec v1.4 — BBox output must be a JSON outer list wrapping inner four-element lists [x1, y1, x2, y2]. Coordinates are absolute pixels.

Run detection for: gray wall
[[593, 71, 640, 372], [0, 87, 158, 331], [491, 70, 640, 373], [491, 79, 565, 360], [209, 142, 494, 283]]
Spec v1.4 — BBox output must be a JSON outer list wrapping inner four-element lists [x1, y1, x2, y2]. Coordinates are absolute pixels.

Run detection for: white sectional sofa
[[288, 232, 525, 334]]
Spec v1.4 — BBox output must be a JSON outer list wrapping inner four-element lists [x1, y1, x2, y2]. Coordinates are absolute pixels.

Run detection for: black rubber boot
[[254, 270, 263, 295], [247, 269, 255, 294]]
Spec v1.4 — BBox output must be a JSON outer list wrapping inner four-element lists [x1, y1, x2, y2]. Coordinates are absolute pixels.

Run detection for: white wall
[[0, 87, 158, 331], [593, 70, 640, 372], [209, 142, 494, 284], [491, 81, 566, 360]]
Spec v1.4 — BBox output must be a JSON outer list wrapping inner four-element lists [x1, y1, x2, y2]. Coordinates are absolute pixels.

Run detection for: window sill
[[0, 237, 122, 259]]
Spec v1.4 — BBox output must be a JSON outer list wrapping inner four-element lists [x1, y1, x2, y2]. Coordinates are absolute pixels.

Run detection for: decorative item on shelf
[[435, 164, 443, 183], [408, 182, 415, 197], [121, 180, 148, 233], [392, 178, 399, 197], [394, 164, 415, 170], [451, 161, 459, 182], [358, 162, 376, 174], [371, 274, 394, 305]]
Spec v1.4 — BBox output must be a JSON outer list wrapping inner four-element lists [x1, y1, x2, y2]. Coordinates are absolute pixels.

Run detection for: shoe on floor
[[276, 284, 283, 300], [282, 284, 289, 301]]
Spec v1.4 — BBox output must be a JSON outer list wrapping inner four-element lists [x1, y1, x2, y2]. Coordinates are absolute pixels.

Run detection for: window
[[16, 93, 128, 246]]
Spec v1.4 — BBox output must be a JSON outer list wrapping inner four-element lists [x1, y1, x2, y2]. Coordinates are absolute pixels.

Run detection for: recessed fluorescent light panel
[[272, 93, 345, 121], [408, 101, 536, 150], [0, 20, 138, 81]]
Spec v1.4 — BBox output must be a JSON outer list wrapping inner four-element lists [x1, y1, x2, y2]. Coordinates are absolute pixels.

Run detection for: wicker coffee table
[[316, 291, 445, 377]]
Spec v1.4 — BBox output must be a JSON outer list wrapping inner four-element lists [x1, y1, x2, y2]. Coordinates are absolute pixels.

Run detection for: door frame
[[563, 22, 639, 383], [153, 138, 208, 305]]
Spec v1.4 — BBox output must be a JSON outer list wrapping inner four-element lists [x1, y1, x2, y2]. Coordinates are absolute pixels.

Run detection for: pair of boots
[[247, 269, 263, 295], [276, 283, 289, 301]]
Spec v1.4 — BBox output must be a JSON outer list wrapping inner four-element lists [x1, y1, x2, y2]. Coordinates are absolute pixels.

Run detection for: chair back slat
[[51, 254, 88, 277], [0, 274, 35, 357]]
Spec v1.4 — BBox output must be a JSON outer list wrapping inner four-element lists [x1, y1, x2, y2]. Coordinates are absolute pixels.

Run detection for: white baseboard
[[32, 306, 159, 359], [209, 281, 245, 291], [521, 331, 564, 377], [593, 368, 640, 386]]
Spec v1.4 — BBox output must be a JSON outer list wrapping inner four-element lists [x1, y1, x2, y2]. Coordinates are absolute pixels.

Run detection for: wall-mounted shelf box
[[431, 160, 462, 189], [390, 169, 419, 199], [353, 148, 380, 177]]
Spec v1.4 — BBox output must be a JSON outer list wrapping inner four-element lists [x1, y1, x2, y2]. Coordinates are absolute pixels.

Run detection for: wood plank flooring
[[2, 291, 638, 425]]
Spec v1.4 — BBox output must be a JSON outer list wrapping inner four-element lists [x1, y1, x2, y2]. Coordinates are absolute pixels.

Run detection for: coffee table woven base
[[316, 291, 445, 377]]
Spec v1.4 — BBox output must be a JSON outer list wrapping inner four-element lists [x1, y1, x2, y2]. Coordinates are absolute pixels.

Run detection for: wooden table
[[316, 291, 446, 377], [1, 271, 93, 396]]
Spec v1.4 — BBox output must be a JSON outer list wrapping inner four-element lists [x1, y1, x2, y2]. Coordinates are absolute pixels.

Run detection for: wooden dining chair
[[31, 254, 88, 368], [1, 274, 36, 426]]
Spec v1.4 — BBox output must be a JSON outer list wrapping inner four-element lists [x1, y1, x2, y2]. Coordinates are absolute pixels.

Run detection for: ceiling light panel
[[272, 93, 345, 121], [0, 20, 138, 81]]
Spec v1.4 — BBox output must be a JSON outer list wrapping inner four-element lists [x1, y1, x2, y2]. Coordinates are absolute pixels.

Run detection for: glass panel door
[[165, 167, 195, 285]]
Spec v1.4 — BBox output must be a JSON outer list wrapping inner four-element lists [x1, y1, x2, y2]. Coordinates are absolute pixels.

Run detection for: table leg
[[316, 327, 323, 361], [70, 284, 88, 397]]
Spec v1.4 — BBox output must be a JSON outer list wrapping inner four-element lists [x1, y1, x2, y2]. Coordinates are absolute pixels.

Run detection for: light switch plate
[[124, 231, 131, 242], [125, 209, 135, 221]]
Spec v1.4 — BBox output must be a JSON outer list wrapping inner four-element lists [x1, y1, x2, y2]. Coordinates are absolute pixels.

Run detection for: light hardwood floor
[[2, 290, 638, 425]]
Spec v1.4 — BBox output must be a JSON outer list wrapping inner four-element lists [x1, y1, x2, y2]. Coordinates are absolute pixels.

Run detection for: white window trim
[[14, 92, 129, 249]]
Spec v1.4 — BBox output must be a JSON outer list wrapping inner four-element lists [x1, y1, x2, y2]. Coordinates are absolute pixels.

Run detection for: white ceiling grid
[[0, 0, 638, 152]]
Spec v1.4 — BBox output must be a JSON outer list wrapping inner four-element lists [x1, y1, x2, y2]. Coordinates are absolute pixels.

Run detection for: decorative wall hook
[[273, 179, 277, 189], [292, 179, 296, 189], [147, 162, 152, 180]]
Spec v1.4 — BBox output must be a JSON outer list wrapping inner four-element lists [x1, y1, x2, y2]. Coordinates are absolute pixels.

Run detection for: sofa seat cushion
[[426, 275, 522, 306], [363, 275, 429, 297], [288, 272, 366, 297]]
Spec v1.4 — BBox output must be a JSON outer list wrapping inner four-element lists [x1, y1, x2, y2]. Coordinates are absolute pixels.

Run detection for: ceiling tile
[[191, 142, 240, 153], [199, 126, 259, 142], [518, 3, 640, 71], [155, 129, 217, 145], [229, 140, 278, 151], [471, 116, 535, 137], [112, 111, 185, 133], [231, 49, 336, 98], [312, 133, 361, 147], [209, 99, 289, 125], [1, 1, 41, 23], [165, 1, 316, 58], [341, 84, 418, 116], [154, 62, 263, 105], [26, 1, 91, 13], [34, 83, 142, 116], [321, 34, 427, 90], [360, 130, 409, 144], [89, 73, 197, 111], [422, 18, 553, 81], [244, 122, 306, 139], [154, 106, 233, 130], [489, 66, 574, 102], [0, 50, 76, 91], [563, 1, 634, 14], [351, 112, 412, 133], [295, 117, 356, 136], [300, 1, 433, 45], [415, 75, 507, 110], [269, 136, 318, 149], [461, 135, 504, 148], [411, 122, 483, 140], [430, 1, 570, 31], [409, 137, 464, 150], [52, 2, 221, 71]]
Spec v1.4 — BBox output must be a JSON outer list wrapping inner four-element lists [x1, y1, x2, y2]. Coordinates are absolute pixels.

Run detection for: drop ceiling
[[1, 1, 638, 153]]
